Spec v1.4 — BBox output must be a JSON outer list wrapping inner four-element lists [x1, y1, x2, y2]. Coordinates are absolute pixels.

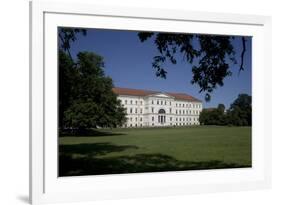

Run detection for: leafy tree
[[58, 28, 87, 59], [227, 94, 252, 126], [217, 104, 226, 114], [199, 95, 251, 126], [138, 32, 247, 101], [59, 50, 126, 131], [59, 50, 80, 128], [199, 104, 227, 126]]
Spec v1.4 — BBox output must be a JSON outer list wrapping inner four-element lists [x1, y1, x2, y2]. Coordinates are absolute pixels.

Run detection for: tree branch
[[58, 32, 73, 61], [239, 37, 246, 74]]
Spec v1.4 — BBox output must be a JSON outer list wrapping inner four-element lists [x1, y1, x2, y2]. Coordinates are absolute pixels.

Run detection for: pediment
[[148, 93, 174, 99]]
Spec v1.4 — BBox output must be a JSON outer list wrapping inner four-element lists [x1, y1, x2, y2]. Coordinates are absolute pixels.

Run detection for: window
[[140, 108, 142, 114], [157, 100, 159, 105], [176, 103, 177, 107], [152, 100, 154, 104], [183, 104, 185, 107], [152, 123, 154, 126], [179, 118, 181, 121], [125, 100, 127, 104], [130, 124, 132, 127], [130, 108, 132, 113], [135, 117, 137, 121], [135, 108, 137, 114], [170, 117, 172, 121], [170, 101, 171, 106], [140, 101, 142, 105], [179, 103, 181, 107], [135, 100, 137, 105], [135, 124, 137, 127], [176, 110, 178, 114], [169, 108, 172, 113], [152, 116, 154, 121], [161, 101, 163, 105], [140, 117, 142, 122], [130, 100, 132, 104], [152, 107, 154, 113], [165, 101, 166, 105], [179, 110, 181, 114]]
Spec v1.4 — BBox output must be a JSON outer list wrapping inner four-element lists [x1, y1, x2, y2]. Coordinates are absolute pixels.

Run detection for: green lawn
[[59, 126, 251, 176]]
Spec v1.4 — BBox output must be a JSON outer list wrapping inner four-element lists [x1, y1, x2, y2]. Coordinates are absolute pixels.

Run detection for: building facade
[[113, 87, 203, 128]]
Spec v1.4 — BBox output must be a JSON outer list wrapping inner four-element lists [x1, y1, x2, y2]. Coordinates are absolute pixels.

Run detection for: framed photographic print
[[30, 0, 271, 204]]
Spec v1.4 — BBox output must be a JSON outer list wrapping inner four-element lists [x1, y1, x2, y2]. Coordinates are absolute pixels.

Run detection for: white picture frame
[[30, 0, 272, 204]]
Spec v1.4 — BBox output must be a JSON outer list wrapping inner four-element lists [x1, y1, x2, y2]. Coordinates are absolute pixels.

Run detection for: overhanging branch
[[239, 37, 246, 74]]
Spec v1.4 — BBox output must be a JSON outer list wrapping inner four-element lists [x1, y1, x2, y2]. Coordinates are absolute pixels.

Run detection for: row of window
[[128, 108, 143, 114], [124, 122, 199, 128], [128, 116, 199, 122], [128, 117, 143, 122], [175, 109, 200, 115], [121, 99, 201, 109], [151, 108, 200, 115], [175, 103, 201, 108], [151, 100, 171, 106], [123, 99, 143, 105], [127, 107, 200, 115], [152, 116, 199, 122]]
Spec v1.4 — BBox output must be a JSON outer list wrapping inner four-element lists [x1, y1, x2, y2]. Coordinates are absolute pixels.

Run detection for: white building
[[113, 87, 203, 128]]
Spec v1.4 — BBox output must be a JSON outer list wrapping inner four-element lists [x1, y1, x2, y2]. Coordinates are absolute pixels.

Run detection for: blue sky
[[66, 28, 252, 109]]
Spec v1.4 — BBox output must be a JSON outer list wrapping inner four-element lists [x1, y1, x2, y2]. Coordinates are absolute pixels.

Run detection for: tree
[[58, 28, 127, 131], [217, 104, 226, 114], [138, 32, 247, 101], [199, 95, 251, 126], [227, 94, 252, 126], [59, 51, 126, 131], [59, 50, 80, 128], [58, 28, 87, 60], [199, 104, 227, 126]]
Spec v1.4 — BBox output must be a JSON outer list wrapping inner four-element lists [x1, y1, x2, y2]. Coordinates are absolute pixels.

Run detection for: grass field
[[59, 126, 251, 176]]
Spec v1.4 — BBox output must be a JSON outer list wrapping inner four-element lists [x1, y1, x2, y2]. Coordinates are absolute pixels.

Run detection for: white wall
[[0, 0, 279, 205], [119, 95, 202, 127]]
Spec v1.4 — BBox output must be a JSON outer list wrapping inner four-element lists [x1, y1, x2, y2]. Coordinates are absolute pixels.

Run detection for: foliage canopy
[[59, 28, 126, 131]]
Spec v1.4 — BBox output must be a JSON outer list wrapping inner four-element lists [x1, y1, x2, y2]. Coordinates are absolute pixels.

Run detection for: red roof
[[112, 87, 201, 102]]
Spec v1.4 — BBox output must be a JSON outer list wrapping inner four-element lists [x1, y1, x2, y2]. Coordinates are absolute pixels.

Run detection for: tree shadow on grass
[[59, 143, 250, 176], [60, 142, 138, 156], [59, 128, 126, 137]]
